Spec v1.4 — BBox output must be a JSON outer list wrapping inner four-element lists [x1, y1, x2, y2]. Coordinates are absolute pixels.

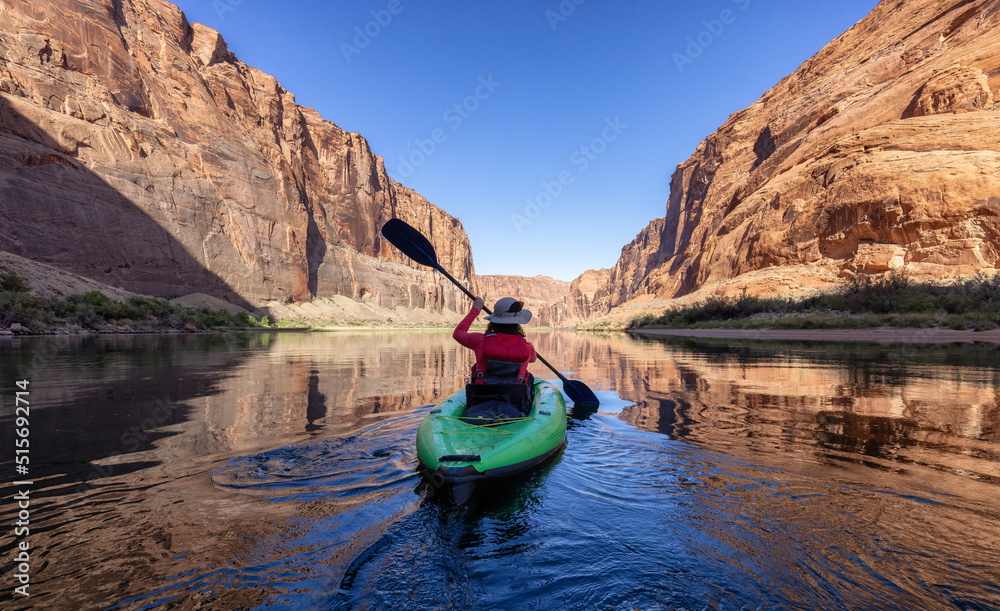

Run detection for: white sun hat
[[485, 297, 532, 325]]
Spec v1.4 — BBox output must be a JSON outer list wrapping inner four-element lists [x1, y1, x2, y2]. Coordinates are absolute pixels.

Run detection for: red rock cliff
[[474, 274, 569, 326], [611, 0, 1000, 305], [536, 268, 613, 327], [0, 0, 474, 311]]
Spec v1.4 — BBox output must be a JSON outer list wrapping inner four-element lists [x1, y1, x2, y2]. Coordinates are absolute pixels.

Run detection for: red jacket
[[453, 306, 536, 382]]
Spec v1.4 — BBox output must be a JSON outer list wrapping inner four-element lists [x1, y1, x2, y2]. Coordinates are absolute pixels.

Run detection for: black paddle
[[381, 218, 600, 407]]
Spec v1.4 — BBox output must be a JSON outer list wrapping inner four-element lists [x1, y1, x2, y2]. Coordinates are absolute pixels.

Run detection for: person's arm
[[453, 297, 485, 348], [526, 341, 537, 363]]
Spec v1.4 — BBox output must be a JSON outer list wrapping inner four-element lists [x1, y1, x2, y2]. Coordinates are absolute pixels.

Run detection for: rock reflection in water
[[0, 331, 469, 610], [531, 331, 1000, 485], [2, 332, 470, 473]]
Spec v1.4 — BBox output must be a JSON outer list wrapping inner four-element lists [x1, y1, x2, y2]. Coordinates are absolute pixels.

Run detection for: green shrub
[[0, 271, 31, 293], [630, 268, 1000, 331], [122, 296, 174, 320], [0, 280, 275, 332], [200, 308, 234, 328], [939, 293, 971, 315], [0, 291, 53, 328], [894, 293, 936, 314], [58, 291, 128, 323]]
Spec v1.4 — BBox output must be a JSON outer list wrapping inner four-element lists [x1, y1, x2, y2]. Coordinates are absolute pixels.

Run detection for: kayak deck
[[416, 380, 567, 503]]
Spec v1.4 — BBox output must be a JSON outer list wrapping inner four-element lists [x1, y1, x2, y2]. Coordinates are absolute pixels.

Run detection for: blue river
[[1, 330, 998, 610]]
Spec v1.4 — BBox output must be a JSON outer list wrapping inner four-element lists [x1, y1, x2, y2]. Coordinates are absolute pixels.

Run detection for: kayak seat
[[461, 383, 532, 423]]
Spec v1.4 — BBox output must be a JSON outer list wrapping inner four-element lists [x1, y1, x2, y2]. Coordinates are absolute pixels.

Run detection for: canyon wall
[[535, 268, 612, 327], [603, 0, 1000, 310], [476, 274, 570, 308], [0, 0, 475, 313], [475, 274, 569, 326], [475, 272, 623, 328], [9, 0, 998, 328]]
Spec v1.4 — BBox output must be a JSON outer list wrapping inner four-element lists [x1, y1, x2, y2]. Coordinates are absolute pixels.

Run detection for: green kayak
[[416, 380, 567, 503]]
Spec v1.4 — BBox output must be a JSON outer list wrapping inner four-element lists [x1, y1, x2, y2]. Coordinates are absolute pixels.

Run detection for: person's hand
[[472, 297, 485, 311]]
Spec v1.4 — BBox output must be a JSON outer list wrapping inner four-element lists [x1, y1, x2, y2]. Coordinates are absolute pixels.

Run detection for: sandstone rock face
[[536, 268, 612, 327], [473, 271, 619, 328], [538, 218, 667, 326], [605, 218, 666, 308], [605, 0, 1000, 309], [475, 274, 570, 326], [909, 65, 995, 117], [0, 0, 474, 312], [477, 275, 570, 307]]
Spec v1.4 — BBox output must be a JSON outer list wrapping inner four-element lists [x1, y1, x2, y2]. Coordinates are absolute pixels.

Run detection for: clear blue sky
[[171, 0, 879, 281]]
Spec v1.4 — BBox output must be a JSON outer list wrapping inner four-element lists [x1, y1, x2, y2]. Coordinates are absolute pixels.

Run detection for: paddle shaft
[[380, 218, 598, 406], [436, 264, 580, 388]]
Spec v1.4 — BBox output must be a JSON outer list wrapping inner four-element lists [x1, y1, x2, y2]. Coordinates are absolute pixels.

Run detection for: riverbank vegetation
[[629, 270, 1000, 331], [1, 271, 270, 333]]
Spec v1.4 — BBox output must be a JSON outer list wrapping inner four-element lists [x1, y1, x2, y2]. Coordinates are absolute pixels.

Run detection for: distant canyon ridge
[[1, 0, 999, 327]]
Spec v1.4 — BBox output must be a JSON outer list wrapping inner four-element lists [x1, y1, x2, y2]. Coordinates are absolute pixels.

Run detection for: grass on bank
[[628, 269, 1000, 331], [0, 271, 271, 332]]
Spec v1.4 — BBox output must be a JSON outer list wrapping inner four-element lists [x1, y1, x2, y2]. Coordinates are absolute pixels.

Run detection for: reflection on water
[[1, 330, 999, 610], [603, 334, 1000, 489]]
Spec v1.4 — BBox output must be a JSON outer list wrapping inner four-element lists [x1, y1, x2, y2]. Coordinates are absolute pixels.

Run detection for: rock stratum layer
[[598, 0, 1000, 316], [0, 0, 475, 313]]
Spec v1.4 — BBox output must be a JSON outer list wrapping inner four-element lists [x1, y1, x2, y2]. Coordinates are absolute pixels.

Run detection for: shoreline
[[629, 327, 1000, 344], [8, 323, 1000, 343], [0, 323, 580, 337]]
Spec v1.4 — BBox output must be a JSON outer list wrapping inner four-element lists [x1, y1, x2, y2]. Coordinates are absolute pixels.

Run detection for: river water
[[1, 330, 999, 610]]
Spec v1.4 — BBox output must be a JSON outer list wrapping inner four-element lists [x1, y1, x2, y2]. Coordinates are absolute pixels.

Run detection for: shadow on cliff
[[0, 95, 255, 311]]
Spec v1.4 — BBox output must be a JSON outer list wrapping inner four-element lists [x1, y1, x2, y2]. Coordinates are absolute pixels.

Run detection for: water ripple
[[8, 332, 1000, 610], [110, 412, 430, 610], [211, 413, 423, 503]]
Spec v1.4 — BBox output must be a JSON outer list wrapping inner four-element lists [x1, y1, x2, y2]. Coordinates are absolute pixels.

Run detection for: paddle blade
[[561, 377, 600, 408], [536, 354, 600, 408], [381, 218, 440, 269]]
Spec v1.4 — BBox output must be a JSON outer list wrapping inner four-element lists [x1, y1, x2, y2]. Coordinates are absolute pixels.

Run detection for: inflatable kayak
[[417, 380, 567, 503]]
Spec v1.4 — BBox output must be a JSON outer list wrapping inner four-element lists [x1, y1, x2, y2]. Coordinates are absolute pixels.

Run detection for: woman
[[453, 296, 536, 417]]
